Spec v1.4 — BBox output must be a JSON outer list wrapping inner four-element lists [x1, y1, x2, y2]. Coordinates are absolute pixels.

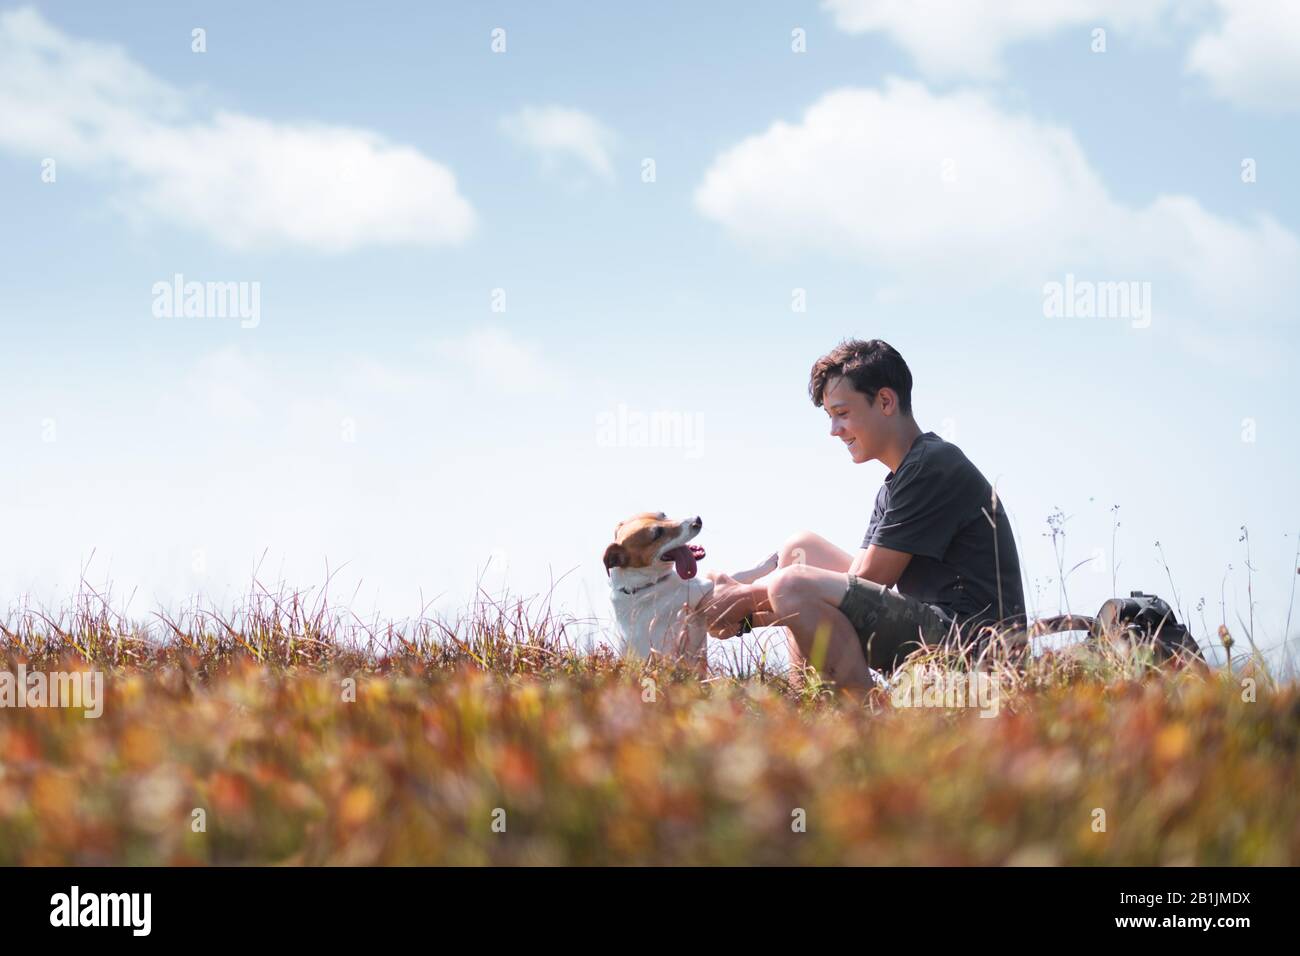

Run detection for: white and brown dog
[[603, 512, 775, 661]]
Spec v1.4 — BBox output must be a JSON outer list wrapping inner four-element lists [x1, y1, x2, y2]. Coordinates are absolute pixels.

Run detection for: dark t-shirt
[[863, 431, 1026, 634]]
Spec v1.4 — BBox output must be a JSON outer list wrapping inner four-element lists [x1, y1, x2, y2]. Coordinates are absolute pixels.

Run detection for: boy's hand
[[703, 573, 756, 638]]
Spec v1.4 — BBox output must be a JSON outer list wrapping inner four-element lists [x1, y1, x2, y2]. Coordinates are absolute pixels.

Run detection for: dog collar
[[617, 571, 675, 595]]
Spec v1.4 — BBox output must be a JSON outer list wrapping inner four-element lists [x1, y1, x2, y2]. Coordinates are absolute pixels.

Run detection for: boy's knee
[[767, 564, 817, 606], [778, 530, 819, 568]]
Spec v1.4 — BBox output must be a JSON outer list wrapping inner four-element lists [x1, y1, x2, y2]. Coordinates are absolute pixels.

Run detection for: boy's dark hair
[[809, 338, 913, 414]]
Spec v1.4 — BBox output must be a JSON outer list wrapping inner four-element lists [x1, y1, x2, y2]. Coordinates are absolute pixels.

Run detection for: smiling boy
[[706, 339, 1027, 692]]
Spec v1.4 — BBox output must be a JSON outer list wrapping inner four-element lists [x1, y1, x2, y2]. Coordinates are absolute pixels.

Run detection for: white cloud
[[430, 325, 558, 394], [0, 7, 476, 251], [349, 357, 432, 398], [181, 330, 556, 439], [823, 0, 1300, 112], [1186, 0, 1300, 112], [821, 0, 1176, 79], [697, 81, 1110, 283], [499, 105, 616, 181], [694, 79, 1300, 332]]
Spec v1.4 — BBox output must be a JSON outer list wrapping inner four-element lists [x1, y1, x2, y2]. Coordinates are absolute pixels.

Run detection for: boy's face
[[823, 374, 890, 465]]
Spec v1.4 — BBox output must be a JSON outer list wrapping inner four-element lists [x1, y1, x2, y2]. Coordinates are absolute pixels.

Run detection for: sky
[[1, 1, 1297, 667]]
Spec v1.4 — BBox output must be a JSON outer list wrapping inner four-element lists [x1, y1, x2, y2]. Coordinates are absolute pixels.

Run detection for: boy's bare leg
[[739, 532, 856, 688], [730, 531, 856, 586], [765, 565, 870, 693], [750, 530, 854, 583], [719, 562, 869, 694]]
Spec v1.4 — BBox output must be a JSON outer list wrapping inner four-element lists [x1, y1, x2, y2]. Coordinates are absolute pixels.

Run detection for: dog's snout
[[690, 516, 702, 530]]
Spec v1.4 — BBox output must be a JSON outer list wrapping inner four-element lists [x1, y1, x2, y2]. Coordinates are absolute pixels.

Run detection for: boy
[[706, 339, 1027, 691]]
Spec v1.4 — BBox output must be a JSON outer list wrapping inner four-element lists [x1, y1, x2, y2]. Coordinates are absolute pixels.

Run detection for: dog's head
[[603, 512, 706, 580]]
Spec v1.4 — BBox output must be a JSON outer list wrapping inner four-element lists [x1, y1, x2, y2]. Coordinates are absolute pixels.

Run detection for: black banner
[[0, 866, 1283, 942]]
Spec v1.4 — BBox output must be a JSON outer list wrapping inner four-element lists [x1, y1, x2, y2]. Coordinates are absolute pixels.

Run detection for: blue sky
[[1, 1, 1297, 665]]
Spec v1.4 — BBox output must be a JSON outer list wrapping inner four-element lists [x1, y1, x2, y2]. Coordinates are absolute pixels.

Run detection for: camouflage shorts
[[836, 574, 961, 672]]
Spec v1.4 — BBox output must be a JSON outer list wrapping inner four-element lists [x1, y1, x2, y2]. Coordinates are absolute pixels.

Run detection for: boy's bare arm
[[849, 544, 913, 588]]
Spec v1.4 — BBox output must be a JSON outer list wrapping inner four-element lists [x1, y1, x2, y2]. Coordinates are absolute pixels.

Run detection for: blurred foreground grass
[[1, 583, 1296, 865]]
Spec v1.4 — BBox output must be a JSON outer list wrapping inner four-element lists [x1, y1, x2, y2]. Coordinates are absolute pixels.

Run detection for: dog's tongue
[[662, 544, 705, 579]]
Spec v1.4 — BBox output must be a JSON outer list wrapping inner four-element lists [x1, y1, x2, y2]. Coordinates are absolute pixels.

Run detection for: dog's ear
[[603, 542, 629, 575]]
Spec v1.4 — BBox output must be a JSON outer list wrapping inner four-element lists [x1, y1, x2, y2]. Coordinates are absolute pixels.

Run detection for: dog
[[603, 512, 776, 661]]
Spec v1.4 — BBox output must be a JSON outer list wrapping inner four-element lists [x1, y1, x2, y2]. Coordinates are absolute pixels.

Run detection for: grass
[[1, 577, 1297, 865]]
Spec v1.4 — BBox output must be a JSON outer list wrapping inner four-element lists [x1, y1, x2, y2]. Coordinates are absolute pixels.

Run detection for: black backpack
[[1035, 591, 1205, 664], [1091, 591, 1203, 662]]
